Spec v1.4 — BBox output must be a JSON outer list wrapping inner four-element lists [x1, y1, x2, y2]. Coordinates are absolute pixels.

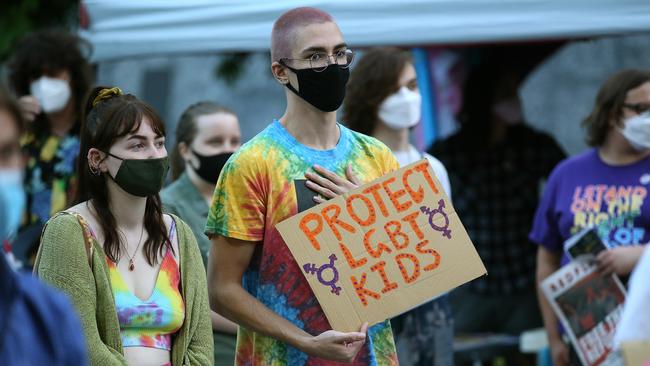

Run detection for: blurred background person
[[162, 101, 241, 365], [343, 47, 453, 366], [34, 86, 212, 365], [7, 29, 92, 228], [429, 64, 565, 359], [0, 87, 88, 365], [531, 69, 650, 366]]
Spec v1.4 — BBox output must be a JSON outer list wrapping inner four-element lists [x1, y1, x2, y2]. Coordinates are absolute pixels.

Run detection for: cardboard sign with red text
[[276, 159, 486, 332], [621, 341, 650, 366]]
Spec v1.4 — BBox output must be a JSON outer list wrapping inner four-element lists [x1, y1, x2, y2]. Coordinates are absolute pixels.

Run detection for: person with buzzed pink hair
[[270, 7, 333, 60], [205, 6, 399, 365]]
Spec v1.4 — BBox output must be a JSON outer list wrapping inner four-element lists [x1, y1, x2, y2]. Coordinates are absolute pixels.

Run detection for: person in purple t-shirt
[[530, 69, 650, 366]]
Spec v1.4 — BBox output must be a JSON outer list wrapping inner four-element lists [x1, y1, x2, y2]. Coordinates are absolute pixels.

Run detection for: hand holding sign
[[277, 159, 486, 332], [301, 322, 368, 363], [596, 246, 645, 276]]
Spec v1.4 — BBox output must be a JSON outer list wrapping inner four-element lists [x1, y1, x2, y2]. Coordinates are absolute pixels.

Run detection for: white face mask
[[30, 76, 71, 113], [378, 86, 422, 130], [620, 112, 650, 151]]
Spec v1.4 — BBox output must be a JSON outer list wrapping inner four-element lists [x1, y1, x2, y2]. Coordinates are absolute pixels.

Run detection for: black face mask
[[189, 150, 233, 184], [283, 63, 350, 112], [105, 152, 169, 197]]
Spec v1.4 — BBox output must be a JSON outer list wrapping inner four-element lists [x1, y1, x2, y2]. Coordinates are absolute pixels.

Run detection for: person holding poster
[[205, 7, 399, 365], [339, 47, 454, 366], [530, 69, 650, 366]]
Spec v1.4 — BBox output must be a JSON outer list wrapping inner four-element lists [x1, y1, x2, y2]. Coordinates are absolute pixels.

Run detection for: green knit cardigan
[[34, 212, 213, 366]]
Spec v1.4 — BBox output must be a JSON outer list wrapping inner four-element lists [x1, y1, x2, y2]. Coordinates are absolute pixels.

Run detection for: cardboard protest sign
[[276, 159, 486, 332], [621, 341, 650, 366]]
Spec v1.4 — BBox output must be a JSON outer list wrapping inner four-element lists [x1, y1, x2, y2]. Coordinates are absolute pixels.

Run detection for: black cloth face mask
[[283, 63, 350, 112], [190, 150, 233, 184], [105, 152, 169, 197]]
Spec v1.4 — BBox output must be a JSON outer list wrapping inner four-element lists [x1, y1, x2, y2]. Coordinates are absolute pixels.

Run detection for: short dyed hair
[[271, 7, 334, 61]]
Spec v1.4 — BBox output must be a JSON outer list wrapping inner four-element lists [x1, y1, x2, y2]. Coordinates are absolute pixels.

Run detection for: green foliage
[[0, 0, 78, 61], [215, 52, 251, 86]]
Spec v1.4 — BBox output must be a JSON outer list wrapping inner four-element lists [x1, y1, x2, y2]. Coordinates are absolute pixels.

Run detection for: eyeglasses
[[623, 103, 650, 115], [280, 49, 355, 72]]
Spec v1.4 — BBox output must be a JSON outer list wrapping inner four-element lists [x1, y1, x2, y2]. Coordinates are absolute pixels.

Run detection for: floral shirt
[[21, 132, 80, 226]]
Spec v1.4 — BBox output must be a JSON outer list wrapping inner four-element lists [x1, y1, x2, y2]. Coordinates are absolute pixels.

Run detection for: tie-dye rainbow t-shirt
[[205, 120, 399, 365]]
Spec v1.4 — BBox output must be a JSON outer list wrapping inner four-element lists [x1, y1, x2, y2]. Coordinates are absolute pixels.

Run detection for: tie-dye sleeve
[[381, 145, 400, 174], [204, 149, 267, 242]]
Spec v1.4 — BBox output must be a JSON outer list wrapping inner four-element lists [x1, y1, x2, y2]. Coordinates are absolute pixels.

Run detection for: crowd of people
[[1, 6, 649, 366]]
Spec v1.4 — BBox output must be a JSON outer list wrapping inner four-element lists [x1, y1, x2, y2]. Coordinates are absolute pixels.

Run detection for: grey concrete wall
[[521, 33, 650, 156], [96, 53, 286, 146], [96, 33, 650, 156]]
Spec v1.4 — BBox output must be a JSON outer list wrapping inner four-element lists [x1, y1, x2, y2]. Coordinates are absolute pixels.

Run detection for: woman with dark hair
[[309, 47, 453, 365], [162, 101, 240, 365], [531, 69, 650, 366], [34, 87, 213, 365], [7, 29, 92, 227]]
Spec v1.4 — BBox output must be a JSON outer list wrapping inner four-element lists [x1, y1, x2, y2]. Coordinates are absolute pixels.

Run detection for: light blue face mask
[[0, 169, 26, 241]]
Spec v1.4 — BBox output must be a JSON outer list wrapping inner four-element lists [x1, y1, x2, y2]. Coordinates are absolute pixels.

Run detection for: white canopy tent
[[81, 0, 650, 62]]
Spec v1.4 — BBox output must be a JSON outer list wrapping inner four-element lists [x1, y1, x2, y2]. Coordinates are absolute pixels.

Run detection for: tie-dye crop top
[[106, 220, 185, 351]]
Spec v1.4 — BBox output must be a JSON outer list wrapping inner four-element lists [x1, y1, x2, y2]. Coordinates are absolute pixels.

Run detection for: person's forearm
[[213, 282, 313, 351], [624, 245, 645, 274], [211, 311, 238, 334], [536, 249, 562, 343]]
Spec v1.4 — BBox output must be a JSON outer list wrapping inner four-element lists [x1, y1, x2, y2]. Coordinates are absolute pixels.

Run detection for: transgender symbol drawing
[[303, 254, 342, 295], [420, 199, 452, 239]]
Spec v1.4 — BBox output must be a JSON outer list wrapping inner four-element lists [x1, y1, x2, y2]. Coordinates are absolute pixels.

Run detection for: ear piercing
[[89, 163, 101, 176]]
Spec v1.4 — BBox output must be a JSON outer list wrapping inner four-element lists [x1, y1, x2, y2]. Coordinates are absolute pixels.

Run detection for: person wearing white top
[[393, 146, 451, 198]]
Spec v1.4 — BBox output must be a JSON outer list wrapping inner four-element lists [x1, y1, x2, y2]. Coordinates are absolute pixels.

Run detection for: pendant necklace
[[125, 225, 145, 271]]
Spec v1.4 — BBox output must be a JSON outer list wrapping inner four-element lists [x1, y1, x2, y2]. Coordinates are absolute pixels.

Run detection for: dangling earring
[[89, 163, 101, 176]]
